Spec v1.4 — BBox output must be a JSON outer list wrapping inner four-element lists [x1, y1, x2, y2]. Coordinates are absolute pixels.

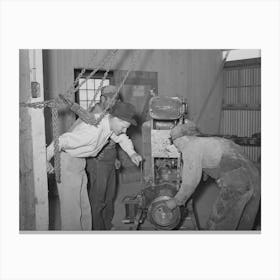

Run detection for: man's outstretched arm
[[166, 146, 202, 209], [111, 133, 142, 166]]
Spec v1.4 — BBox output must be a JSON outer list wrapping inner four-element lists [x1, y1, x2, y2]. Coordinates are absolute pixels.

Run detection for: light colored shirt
[[47, 114, 136, 159]]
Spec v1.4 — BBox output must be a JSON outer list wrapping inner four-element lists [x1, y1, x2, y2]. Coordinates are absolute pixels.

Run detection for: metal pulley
[[122, 182, 183, 230], [148, 195, 181, 230], [144, 183, 182, 230]]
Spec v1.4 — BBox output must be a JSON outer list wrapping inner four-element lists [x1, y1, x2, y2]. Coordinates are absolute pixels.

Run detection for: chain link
[[62, 50, 139, 127], [59, 50, 118, 125], [88, 52, 116, 108], [68, 51, 97, 95], [20, 49, 138, 183], [51, 101, 61, 183], [19, 50, 118, 109], [73, 50, 118, 96], [95, 50, 139, 126], [20, 100, 53, 109]]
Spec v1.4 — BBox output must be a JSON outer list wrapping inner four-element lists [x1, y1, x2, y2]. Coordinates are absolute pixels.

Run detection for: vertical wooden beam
[[19, 50, 36, 230], [28, 49, 49, 230]]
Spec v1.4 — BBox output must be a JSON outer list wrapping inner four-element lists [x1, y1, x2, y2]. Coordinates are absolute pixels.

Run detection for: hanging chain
[[88, 52, 116, 108], [95, 50, 139, 126], [67, 50, 98, 95], [59, 50, 118, 126], [20, 50, 118, 109], [20, 99, 53, 109], [72, 50, 118, 97], [62, 50, 139, 127], [19, 49, 138, 183], [50, 101, 61, 183]]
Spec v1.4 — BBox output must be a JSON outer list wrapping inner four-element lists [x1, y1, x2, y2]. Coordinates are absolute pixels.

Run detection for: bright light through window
[[77, 77, 110, 110]]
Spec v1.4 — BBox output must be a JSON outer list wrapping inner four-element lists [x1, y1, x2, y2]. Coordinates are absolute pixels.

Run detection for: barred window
[[74, 69, 113, 110]]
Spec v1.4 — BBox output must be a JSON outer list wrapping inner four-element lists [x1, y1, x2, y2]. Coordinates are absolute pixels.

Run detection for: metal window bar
[[74, 69, 113, 110]]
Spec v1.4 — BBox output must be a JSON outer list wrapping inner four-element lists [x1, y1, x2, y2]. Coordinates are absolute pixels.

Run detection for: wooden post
[[20, 50, 49, 230], [20, 50, 36, 230], [28, 49, 49, 230]]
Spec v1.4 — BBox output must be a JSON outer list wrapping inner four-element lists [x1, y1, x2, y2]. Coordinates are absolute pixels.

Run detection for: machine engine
[[122, 96, 197, 230]]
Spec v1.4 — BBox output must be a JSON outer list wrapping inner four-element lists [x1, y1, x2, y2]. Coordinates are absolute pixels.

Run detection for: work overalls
[[204, 141, 261, 230], [86, 139, 117, 230]]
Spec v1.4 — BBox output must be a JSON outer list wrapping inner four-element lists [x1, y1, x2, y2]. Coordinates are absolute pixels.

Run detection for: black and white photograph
[[19, 49, 261, 232], [1, 1, 280, 280]]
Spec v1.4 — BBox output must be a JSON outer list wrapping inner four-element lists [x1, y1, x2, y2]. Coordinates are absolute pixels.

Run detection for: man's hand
[[114, 159, 121, 170], [46, 160, 54, 174], [165, 198, 177, 210], [216, 178, 225, 188], [46, 142, 55, 161], [130, 153, 142, 166]]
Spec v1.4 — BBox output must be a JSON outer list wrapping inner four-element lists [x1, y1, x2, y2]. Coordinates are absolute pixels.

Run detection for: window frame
[[74, 69, 114, 109]]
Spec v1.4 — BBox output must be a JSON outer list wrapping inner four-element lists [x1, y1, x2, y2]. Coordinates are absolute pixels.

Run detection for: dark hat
[[101, 85, 117, 98], [110, 101, 137, 126], [170, 121, 200, 140], [101, 85, 123, 101]]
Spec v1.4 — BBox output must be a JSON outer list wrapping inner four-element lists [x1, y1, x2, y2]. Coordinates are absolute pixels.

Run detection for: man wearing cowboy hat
[[166, 120, 260, 230], [46, 98, 142, 230]]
